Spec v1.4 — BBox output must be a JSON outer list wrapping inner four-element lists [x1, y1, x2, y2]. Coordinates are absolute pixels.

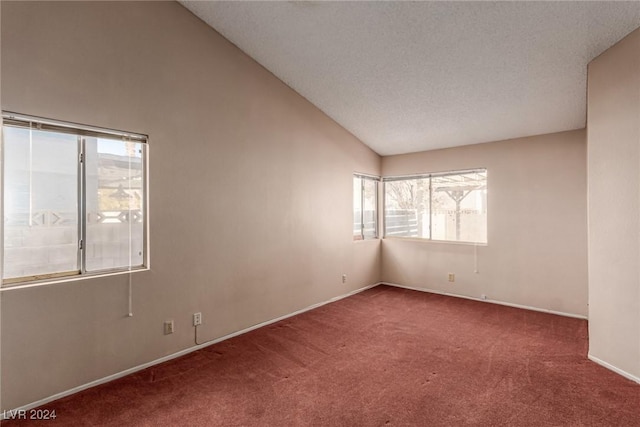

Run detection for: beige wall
[[0, 0, 3, 414], [587, 27, 640, 380], [382, 131, 588, 317], [3, 0, 622, 411], [0, 1, 381, 409]]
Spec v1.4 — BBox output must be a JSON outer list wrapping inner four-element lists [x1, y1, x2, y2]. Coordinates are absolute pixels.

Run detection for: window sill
[[353, 237, 380, 243], [382, 236, 487, 246], [1, 266, 150, 292]]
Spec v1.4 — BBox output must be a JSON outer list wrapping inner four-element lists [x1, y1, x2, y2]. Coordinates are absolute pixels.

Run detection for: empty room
[[1, 1, 640, 425]]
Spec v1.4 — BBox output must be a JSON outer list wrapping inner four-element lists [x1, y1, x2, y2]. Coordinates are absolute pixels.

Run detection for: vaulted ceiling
[[180, 1, 640, 156]]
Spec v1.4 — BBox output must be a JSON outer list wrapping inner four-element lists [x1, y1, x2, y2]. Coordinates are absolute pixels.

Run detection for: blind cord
[[127, 137, 134, 317], [474, 242, 479, 274], [28, 123, 33, 227], [128, 274, 133, 317]]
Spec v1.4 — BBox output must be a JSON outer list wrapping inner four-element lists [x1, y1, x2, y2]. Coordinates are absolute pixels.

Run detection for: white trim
[[0, 267, 150, 292], [382, 236, 488, 246], [588, 354, 640, 384], [382, 167, 486, 182], [2, 111, 147, 141], [382, 282, 588, 320], [1, 281, 382, 417], [353, 172, 380, 180]]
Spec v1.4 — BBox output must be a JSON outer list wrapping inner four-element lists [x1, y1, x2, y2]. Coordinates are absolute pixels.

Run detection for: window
[[353, 174, 379, 240], [384, 169, 487, 243], [2, 112, 148, 286]]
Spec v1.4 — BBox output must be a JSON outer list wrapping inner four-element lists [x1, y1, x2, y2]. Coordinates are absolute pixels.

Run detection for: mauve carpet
[[3, 285, 640, 426]]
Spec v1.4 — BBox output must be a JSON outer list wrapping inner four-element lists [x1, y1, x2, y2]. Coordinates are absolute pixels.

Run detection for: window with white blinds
[[384, 169, 487, 243], [353, 174, 379, 240], [2, 112, 148, 286]]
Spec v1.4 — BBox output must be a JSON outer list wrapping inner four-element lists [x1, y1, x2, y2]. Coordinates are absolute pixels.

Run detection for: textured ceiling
[[180, 1, 640, 155]]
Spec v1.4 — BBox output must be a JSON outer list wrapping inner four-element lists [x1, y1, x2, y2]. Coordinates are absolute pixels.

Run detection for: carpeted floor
[[3, 285, 640, 426]]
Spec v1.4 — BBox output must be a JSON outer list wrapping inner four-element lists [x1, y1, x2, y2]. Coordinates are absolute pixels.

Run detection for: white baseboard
[[381, 282, 588, 320], [588, 354, 640, 384], [2, 281, 382, 418]]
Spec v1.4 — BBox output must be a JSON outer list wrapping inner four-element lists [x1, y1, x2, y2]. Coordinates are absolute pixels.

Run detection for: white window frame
[[383, 168, 487, 244], [353, 173, 380, 241], [1, 112, 150, 287]]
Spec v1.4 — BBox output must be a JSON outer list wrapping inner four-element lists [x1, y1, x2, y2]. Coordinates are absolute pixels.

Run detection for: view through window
[[2, 113, 148, 285], [353, 175, 379, 240], [384, 170, 487, 243]]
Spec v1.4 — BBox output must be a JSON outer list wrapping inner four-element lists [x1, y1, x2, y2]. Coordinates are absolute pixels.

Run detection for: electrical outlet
[[164, 320, 174, 335], [193, 312, 202, 326], [448, 273, 455, 282], [480, 294, 487, 300], [342, 274, 347, 284]]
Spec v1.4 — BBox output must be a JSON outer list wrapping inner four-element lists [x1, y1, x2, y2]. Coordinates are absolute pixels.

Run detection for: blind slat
[[2, 112, 148, 142]]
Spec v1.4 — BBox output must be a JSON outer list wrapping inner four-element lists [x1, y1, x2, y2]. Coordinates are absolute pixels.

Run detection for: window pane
[[362, 178, 377, 239], [431, 171, 487, 243], [3, 126, 79, 279], [85, 137, 145, 271], [384, 178, 430, 238], [353, 177, 363, 240]]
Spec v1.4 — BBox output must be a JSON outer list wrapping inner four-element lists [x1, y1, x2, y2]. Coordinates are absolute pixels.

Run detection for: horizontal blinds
[[2, 112, 148, 142], [383, 168, 485, 181], [353, 173, 381, 181]]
